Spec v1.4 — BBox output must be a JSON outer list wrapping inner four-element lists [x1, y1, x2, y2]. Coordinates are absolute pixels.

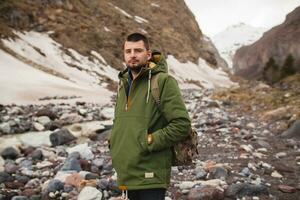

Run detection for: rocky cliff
[[233, 6, 300, 80], [0, 0, 226, 70]]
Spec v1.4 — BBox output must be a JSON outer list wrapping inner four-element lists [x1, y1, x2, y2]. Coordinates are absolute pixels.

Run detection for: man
[[109, 32, 191, 200]]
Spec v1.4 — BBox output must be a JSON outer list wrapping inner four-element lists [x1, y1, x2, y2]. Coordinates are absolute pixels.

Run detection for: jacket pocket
[[137, 129, 149, 154]]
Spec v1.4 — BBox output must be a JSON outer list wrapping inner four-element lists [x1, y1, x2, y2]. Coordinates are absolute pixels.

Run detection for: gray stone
[[47, 179, 64, 193], [240, 167, 251, 177], [4, 162, 19, 174], [50, 128, 76, 146], [60, 157, 81, 171], [187, 185, 224, 200], [36, 108, 57, 120], [37, 116, 51, 126], [85, 173, 100, 180], [208, 167, 228, 180], [31, 149, 43, 160], [0, 171, 14, 183], [225, 183, 268, 198], [66, 143, 94, 160], [92, 158, 105, 168], [1, 147, 19, 160], [15, 174, 30, 184], [0, 122, 11, 134], [19, 160, 33, 169], [194, 166, 207, 180], [281, 119, 300, 139], [59, 113, 83, 124]]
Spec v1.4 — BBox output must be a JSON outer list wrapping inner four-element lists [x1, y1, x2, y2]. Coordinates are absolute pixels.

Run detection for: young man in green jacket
[[110, 32, 191, 200]]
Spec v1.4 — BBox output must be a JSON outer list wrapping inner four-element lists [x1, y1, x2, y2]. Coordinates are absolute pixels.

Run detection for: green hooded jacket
[[110, 52, 191, 190]]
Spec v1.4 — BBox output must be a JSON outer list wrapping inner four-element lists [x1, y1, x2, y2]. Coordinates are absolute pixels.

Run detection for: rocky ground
[[0, 86, 299, 200]]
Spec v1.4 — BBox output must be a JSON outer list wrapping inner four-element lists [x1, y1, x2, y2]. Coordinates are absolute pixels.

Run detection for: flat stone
[[19, 131, 52, 147], [187, 185, 224, 200], [226, 183, 268, 198], [278, 185, 296, 193]]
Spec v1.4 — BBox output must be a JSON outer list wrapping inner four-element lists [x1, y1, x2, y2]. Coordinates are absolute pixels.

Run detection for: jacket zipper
[[125, 80, 135, 111], [124, 69, 147, 111]]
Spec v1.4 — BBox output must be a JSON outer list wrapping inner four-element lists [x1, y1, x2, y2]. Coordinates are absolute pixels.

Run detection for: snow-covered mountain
[[212, 23, 267, 69]]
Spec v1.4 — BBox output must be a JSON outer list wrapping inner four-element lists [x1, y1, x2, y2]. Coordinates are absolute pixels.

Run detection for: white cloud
[[185, 0, 300, 36]]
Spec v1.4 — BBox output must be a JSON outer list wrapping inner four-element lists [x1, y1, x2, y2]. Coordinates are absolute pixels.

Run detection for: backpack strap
[[150, 73, 161, 106]]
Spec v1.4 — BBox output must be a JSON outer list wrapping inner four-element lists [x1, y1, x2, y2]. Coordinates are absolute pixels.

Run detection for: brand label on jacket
[[145, 172, 154, 178]]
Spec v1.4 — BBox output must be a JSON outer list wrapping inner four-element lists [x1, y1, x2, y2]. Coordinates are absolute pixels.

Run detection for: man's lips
[[129, 60, 139, 64]]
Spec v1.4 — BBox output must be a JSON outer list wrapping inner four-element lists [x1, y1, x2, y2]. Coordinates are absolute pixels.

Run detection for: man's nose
[[130, 50, 136, 58]]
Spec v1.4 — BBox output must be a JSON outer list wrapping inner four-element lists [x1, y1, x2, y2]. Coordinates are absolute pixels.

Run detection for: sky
[[184, 0, 300, 37]]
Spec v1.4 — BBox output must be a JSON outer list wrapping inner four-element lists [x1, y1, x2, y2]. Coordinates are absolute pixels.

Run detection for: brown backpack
[[150, 73, 198, 166]]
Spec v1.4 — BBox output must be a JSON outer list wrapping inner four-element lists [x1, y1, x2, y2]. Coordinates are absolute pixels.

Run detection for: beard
[[127, 64, 144, 73], [126, 59, 147, 73]]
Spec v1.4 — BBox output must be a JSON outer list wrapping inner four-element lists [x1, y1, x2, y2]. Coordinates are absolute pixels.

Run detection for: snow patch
[[0, 30, 118, 105], [150, 3, 160, 7], [113, 5, 133, 18], [167, 55, 237, 89], [134, 16, 149, 24], [104, 26, 111, 32]]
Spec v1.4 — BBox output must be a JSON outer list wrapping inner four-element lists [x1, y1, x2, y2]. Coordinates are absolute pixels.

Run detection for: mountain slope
[[233, 6, 300, 79], [0, 0, 234, 105]]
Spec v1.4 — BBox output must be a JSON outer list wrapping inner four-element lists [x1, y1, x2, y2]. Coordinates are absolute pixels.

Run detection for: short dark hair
[[125, 32, 150, 50]]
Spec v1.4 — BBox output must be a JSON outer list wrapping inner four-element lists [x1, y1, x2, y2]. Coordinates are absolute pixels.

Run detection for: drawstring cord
[[146, 70, 152, 103], [121, 190, 129, 200]]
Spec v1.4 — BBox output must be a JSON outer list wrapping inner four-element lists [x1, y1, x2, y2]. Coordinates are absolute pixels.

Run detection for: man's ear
[[147, 50, 152, 61]]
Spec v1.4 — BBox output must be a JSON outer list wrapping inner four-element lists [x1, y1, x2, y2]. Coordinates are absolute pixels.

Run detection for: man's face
[[124, 40, 151, 72]]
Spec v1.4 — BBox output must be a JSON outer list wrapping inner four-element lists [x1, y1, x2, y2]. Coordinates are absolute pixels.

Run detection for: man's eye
[[125, 50, 131, 54], [135, 49, 144, 53]]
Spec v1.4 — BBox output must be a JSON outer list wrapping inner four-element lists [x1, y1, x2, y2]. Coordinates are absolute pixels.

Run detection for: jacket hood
[[118, 51, 168, 79]]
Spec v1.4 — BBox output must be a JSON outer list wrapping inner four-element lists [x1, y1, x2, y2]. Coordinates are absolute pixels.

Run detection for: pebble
[[33, 122, 45, 131], [271, 171, 283, 178], [275, 152, 287, 159], [37, 116, 51, 126], [47, 179, 64, 192], [77, 186, 102, 200], [278, 185, 296, 193], [67, 143, 94, 160]]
